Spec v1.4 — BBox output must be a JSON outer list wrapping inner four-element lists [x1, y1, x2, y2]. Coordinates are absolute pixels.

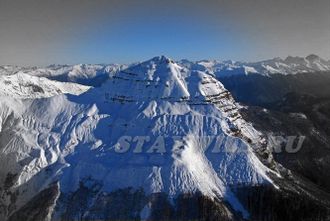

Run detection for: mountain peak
[[305, 54, 321, 62], [149, 55, 174, 64], [102, 56, 190, 102], [284, 55, 305, 63], [125, 55, 182, 80]]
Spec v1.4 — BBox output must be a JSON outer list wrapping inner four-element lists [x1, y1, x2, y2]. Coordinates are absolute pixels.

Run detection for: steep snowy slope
[[0, 56, 279, 221], [0, 72, 90, 98]]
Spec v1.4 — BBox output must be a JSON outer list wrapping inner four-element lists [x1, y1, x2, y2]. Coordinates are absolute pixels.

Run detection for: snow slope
[[0, 72, 90, 99], [0, 56, 279, 220]]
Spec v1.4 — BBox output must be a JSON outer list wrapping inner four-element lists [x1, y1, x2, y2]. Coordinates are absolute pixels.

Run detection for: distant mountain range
[[1, 54, 329, 87], [180, 54, 330, 77]]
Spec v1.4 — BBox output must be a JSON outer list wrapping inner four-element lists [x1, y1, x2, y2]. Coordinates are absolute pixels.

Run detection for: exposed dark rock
[[4, 173, 17, 190], [235, 185, 330, 221], [8, 183, 59, 221], [56, 180, 238, 221], [240, 102, 330, 193], [28, 84, 45, 93]]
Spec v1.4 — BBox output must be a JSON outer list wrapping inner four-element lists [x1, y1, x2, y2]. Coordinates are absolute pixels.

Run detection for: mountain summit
[[102, 56, 190, 101]]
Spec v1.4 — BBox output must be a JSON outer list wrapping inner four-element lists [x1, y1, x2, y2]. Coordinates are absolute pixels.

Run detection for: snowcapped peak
[[149, 55, 174, 64], [284, 55, 306, 64], [222, 59, 236, 64], [102, 56, 239, 104], [270, 57, 284, 62], [102, 56, 190, 102], [305, 54, 321, 62], [122, 55, 184, 80]]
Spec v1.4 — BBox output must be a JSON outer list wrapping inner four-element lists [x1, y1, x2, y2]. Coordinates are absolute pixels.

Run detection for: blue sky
[[69, 14, 250, 64], [0, 0, 329, 65]]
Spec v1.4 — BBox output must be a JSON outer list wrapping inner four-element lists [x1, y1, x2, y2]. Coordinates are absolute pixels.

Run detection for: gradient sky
[[0, 0, 330, 66]]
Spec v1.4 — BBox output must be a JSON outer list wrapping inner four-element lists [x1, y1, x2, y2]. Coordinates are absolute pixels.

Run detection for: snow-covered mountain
[[0, 63, 126, 86], [0, 72, 90, 99], [0, 56, 283, 221], [0, 56, 329, 221], [179, 54, 330, 77]]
